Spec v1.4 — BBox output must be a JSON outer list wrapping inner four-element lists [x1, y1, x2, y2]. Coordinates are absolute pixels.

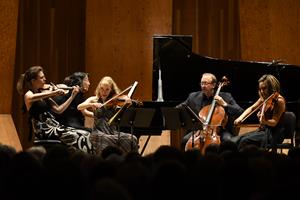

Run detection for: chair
[[265, 111, 296, 153], [33, 139, 63, 151]]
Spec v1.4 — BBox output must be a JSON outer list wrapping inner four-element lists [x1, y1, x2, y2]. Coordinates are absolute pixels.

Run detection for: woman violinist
[[233, 74, 286, 150], [16, 66, 93, 153], [176, 73, 244, 152], [52, 72, 91, 130], [77, 76, 139, 155]]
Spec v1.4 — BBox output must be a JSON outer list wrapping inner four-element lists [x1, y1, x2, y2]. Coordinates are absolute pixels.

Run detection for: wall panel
[[239, 0, 300, 65], [85, 0, 172, 100], [0, 0, 19, 114]]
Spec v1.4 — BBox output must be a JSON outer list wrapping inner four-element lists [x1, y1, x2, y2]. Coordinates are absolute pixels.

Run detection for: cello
[[185, 76, 229, 154]]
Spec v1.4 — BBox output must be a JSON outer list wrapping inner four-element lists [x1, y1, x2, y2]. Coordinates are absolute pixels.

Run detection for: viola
[[262, 92, 279, 113], [259, 92, 279, 123], [237, 92, 279, 124], [232, 92, 279, 135], [185, 76, 229, 154]]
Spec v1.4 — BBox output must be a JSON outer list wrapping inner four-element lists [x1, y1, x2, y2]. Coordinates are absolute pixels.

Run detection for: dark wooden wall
[[12, 0, 87, 149], [0, 0, 18, 114], [1, 0, 300, 150], [173, 0, 241, 59], [239, 0, 300, 65], [0, 0, 20, 151], [85, 0, 172, 101]]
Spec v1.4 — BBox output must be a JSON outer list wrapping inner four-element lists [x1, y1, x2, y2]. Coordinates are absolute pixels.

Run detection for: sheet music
[[127, 81, 138, 97]]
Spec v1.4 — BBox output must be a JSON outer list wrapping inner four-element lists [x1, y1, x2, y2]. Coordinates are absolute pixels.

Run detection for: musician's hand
[[260, 116, 266, 125], [257, 111, 262, 120], [215, 95, 228, 107], [55, 89, 66, 96], [234, 117, 242, 125], [123, 95, 132, 104], [71, 85, 80, 96], [91, 102, 102, 110]]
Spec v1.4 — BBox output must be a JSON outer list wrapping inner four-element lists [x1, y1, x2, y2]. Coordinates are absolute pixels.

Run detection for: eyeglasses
[[200, 81, 213, 86]]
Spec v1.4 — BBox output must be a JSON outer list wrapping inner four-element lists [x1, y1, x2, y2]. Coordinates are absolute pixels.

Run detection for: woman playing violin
[[77, 76, 139, 155], [233, 74, 286, 150], [16, 66, 93, 153], [52, 72, 91, 130]]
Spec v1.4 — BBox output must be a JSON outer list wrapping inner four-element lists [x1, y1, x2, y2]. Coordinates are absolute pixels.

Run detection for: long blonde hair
[[258, 74, 281, 97], [95, 76, 121, 99]]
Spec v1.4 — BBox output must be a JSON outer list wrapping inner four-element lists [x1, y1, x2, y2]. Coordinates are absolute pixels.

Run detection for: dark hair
[[64, 72, 88, 87], [16, 66, 43, 95]]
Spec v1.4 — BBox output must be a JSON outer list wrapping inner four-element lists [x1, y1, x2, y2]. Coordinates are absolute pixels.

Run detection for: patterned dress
[[29, 99, 93, 154], [90, 102, 139, 155]]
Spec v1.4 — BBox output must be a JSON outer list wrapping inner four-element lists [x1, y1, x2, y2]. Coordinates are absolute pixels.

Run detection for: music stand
[[118, 107, 156, 153], [161, 107, 182, 130], [178, 105, 202, 130], [178, 105, 203, 148]]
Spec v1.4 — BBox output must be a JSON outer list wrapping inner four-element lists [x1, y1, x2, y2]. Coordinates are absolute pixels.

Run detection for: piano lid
[[152, 35, 300, 105]]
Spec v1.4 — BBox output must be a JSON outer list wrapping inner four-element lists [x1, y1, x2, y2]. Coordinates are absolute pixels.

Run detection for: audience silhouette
[[1, 142, 300, 200]]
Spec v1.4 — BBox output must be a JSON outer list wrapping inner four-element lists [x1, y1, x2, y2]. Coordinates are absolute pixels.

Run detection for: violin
[[107, 81, 141, 125], [105, 95, 143, 108], [42, 82, 73, 94]]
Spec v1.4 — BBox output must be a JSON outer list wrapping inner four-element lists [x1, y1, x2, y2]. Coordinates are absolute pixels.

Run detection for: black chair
[[33, 139, 63, 151], [265, 111, 296, 153]]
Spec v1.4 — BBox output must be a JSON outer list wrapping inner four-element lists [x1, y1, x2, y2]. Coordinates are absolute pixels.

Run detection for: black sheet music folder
[[161, 107, 182, 130], [119, 107, 156, 128], [177, 105, 203, 131]]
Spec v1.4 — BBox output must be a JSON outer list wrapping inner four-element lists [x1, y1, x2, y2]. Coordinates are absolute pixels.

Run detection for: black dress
[[29, 98, 93, 154], [53, 92, 91, 131]]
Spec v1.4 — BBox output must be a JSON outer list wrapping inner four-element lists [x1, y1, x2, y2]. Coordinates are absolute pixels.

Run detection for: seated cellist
[[176, 72, 244, 153]]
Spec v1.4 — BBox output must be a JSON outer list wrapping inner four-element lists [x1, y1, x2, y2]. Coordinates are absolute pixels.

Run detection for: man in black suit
[[176, 72, 244, 151]]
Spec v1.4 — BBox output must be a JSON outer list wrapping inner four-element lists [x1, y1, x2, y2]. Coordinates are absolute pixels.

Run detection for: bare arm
[[49, 86, 81, 114], [24, 89, 66, 111], [234, 98, 263, 125], [81, 108, 94, 118], [77, 96, 101, 110], [77, 96, 102, 118]]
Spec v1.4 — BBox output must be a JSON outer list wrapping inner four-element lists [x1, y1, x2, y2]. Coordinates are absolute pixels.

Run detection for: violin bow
[[101, 84, 133, 108], [108, 81, 139, 125], [240, 92, 277, 123]]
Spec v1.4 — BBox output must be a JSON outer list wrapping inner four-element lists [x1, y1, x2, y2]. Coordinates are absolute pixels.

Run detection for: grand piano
[[122, 35, 300, 147]]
